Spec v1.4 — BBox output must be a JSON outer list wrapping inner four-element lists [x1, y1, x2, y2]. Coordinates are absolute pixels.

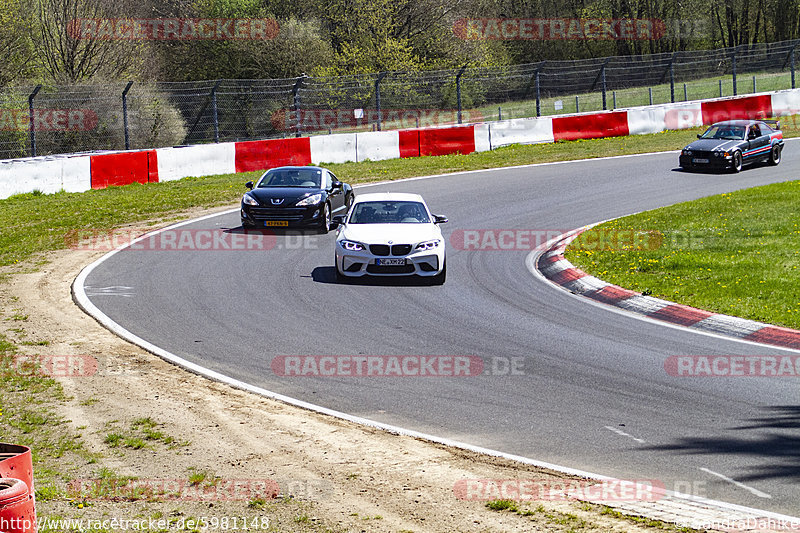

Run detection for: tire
[[345, 193, 354, 210], [731, 151, 743, 173], [241, 218, 254, 229], [334, 257, 347, 283], [318, 203, 331, 234], [768, 144, 781, 166], [429, 259, 446, 285]]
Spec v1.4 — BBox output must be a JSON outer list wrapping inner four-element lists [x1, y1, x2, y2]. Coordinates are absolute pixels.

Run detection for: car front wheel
[[768, 144, 781, 166], [318, 203, 331, 234], [334, 256, 347, 283], [731, 151, 743, 173]]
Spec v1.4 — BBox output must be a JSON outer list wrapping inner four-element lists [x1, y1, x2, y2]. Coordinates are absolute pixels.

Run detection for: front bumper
[[241, 203, 325, 228], [335, 243, 445, 277], [679, 154, 733, 170]]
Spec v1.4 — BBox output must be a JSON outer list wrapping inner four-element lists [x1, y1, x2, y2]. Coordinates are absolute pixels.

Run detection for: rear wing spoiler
[[762, 119, 781, 130]]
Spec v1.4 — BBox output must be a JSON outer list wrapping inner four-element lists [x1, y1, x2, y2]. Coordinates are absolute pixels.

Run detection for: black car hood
[[248, 187, 323, 204], [685, 139, 742, 152]]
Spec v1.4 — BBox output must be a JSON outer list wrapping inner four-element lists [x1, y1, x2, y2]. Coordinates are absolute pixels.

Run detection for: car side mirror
[[331, 179, 342, 189], [245, 181, 254, 190], [696, 134, 702, 139], [330, 215, 345, 229], [433, 215, 448, 224]]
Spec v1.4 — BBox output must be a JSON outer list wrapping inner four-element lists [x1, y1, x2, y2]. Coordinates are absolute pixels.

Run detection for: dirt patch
[[1, 208, 690, 532]]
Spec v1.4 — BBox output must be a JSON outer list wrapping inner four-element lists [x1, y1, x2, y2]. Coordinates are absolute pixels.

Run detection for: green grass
[[187, 467, 217, 487], [486, 499, 519, 511], [0, 175, 258, 267], [100, 418, 182, 450], [565, 181, 800, 329], [104, 432, 125, 447]]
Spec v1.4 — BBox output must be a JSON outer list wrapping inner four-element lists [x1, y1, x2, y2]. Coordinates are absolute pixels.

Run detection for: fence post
[[793, 43, 797, 89], [534, 61, 545, 117], [731, 48, 737, 96], [122, 81, 134, 150], [28, 85, 41, 157], [669, 52, 676, 103], [612, 90, 616, 109], [575, 95, 579, 113], [601, 60, 608, 110], [292, 75, 306, 137], [648, 87, 653, 105], [456, 64, 467, 124], [375, 72, 388, 131], [211, 79, 222, 142]]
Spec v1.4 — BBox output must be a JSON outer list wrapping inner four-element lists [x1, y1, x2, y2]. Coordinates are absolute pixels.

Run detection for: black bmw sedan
[[679, 119, 783, 172], [240, 166, 354, 233]]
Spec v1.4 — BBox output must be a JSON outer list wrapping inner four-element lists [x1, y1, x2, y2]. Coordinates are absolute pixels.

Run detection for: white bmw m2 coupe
[[332, 192, 447, 284]]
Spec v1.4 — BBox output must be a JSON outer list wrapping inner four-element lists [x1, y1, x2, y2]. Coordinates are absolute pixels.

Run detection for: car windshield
[[700, 125, 745, 140], [258, 168, 322, 188], [348, 201, 430, 224]]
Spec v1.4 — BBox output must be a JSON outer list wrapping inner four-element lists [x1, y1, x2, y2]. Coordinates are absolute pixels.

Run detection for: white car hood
[[340, 223, 442, 245]]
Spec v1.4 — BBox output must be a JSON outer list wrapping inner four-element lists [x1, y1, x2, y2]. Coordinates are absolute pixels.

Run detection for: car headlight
[[340, 240, 365, 251], [296, 193, 323, 207], [242, 194, 259, 206], [415, 239, 441, 251], [682, 150, 692, 156]]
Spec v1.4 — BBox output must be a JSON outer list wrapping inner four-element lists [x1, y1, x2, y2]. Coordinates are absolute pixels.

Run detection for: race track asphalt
[[82, 148, 800, 515]]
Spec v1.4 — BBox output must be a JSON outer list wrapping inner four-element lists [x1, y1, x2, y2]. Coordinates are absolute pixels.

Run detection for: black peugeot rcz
[[240, 166, 354, 233]]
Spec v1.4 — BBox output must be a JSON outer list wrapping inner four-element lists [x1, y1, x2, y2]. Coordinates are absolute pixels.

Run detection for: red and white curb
[[535, 228, 800, 351]]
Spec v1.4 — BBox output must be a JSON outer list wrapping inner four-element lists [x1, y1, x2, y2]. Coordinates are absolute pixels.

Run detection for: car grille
[[369, 244, 412, 256], [367, 264, 415, 274], [688, 150, 713, 158], [249, 207, 305, 221]]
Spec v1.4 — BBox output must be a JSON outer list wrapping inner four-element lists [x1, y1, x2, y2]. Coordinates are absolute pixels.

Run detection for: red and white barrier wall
[[0, 155, 90, 199], [2, 88, 800, 200]]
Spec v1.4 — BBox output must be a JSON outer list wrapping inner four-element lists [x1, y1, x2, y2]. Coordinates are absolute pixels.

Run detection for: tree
[[0, 0, 35, 87], [30, 0, 151, 82]]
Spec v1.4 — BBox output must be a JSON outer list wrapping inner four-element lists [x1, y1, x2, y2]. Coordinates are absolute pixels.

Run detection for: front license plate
[[264, 221, 289, 227], [376, 258, 406, 266], [692, 158, 709, 164]]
